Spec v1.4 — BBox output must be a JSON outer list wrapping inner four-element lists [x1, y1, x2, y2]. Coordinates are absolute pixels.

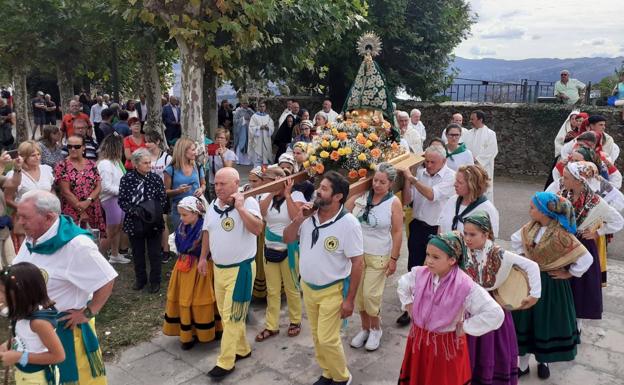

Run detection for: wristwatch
[[83, 306, 97, 319]]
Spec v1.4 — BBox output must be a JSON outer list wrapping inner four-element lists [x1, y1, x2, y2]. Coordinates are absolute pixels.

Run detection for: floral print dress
[[54, 159, 107, 236]]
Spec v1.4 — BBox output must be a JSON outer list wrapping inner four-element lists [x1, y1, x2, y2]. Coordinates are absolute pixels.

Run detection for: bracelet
[[19, 351, 29, 366], [391, 256, 399, 261]]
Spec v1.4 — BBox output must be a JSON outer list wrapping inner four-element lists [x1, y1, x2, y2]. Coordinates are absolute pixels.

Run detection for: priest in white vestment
[[314, 99, 339, 123], [248, 101, 274, 167], [463, 110, 498, 201], [408, 109, 427, 142]]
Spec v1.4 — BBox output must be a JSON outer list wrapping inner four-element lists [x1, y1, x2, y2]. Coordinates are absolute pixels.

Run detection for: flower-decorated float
[[244, 33, 423, 198]]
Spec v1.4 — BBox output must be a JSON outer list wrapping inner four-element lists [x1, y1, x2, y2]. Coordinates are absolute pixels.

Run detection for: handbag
[[607, 95, 618, 107], [264, 246, 288, 263], [131, 178, 164, 237]]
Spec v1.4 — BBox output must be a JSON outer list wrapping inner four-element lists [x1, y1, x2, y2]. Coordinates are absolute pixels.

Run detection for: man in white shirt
[[554, 70, 586, 105], [200, 168, 263, 379], [14, 190, 117, 385], [397, 111, 423, 154], [463, 110, 498, 201], [398, 145, 455, 326], [408, 109, 427, 142], [441, 112, 469, 143], [314, 98, 339, 123], [284, 171, 363, 385], [89, 95, 108, 139]]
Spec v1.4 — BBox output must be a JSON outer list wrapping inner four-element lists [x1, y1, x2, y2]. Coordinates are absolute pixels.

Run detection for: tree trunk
[[56, 64, 74, 114], [177, 38, 205, 143], [139, 45, 165, 139], [202, 67, 218, 140], [11, 69, 30, 144]]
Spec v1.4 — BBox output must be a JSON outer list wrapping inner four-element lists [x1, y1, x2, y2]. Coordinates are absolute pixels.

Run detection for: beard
[[314, 196, 331, 208]]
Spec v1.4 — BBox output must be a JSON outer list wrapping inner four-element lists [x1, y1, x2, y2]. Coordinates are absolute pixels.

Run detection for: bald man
[[441, 113, 469, 143], [200, 167, 264, 379]]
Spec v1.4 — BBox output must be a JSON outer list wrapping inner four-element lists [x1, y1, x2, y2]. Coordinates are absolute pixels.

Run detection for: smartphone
[[7, 150, 18, 159]]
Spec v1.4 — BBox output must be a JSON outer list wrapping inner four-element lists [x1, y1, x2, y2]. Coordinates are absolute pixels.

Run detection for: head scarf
[[177, 196, 206, 215], [292, 142, 309, 154], [278, 152, 295, 167], [531, 192, 576, 233], [300, 120, 313, 130], [573, 145, 609, 179], [427, 231, 467, 267], [566, 161, 597, 184], [462, 211, 495, 240], [249, 166, 264, 179]]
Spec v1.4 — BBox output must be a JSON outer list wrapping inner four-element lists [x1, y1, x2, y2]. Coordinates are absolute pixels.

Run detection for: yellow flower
[[321, 140, 330, 148], [338, 148, 346, 156], [309, 155, 317, 162], [320, 151, 330, 159], [369, 163, 377, 170], [357, 153, 367, 161], [331, 128, 339, 135], [331, 140, 340, 149], [344, 147, 353, 155], [365, 140, 373, 148], [303, 161, 310, 168]]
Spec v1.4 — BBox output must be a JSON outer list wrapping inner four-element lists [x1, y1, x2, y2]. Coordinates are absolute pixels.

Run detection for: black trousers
[[131, 233, 162, 285], [407, 219, 438, 271]]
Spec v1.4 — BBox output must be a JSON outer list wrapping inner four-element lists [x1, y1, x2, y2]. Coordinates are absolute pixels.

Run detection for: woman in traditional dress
[[559, 162, 623, 322], [291, 142, 309, 173], [346, 163, 402, 351], [461, 211, 541, 385], [397, 232, 504, 385], [511, 192, 593, 379], [256, 167, 306, 341], [552, 139, 622, 189], [444, 123, 474, 171], [163, 196, 222, 349], [438, 164, 500, 237]]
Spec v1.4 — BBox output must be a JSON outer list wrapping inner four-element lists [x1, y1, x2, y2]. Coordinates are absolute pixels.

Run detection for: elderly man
[[61, 118, 99, 160], [555, 70, 586, 105], [201, 167, 263, 379], [398, 145, 456, 325], [441, 112, 469, 143], [14, 190, 117, 385], [463, 110, 498, 201], [61, 99, 92, 141], [397, 111, 423, 154], [408, 109, 426, 142], [248, 101, 274, 167], [315, 98, 339, 123], [284, 171, 363, 385]]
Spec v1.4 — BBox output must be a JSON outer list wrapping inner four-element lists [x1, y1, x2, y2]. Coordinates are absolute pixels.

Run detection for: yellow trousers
[[214, 261, 256, 370], [597, 234, 607, 287], [302, 281, 350, 382], [15, 366, 59, 385], [264, 256, 302, 330], [355, 254, 390, 317]]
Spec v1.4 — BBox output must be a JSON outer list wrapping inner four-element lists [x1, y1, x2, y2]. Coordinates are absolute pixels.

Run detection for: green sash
[[26, 215, 93, 255], [264, 228, 300, 290], [56, 316, 105, 385], [446, 142, 467, 161], [215, 258, 254, 322], [14, 309, 59, 385]]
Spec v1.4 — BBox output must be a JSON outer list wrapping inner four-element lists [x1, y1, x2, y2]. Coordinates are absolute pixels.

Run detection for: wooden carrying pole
[[241, 152, 424, 199]]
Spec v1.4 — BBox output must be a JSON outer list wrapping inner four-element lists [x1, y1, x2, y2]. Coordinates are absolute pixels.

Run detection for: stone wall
[[396, 101, 624, 177]]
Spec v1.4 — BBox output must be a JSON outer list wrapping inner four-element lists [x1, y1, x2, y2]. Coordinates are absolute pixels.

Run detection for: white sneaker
[[109, 255, 131, 264], [365, 328, 382, 351], [350, 329, 369, 348]]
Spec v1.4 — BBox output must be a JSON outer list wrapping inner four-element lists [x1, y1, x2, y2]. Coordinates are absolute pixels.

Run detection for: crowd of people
[[0, 86, 621, 385]]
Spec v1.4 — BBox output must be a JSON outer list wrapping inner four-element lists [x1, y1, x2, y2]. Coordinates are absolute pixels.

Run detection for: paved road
[[106, 177, 624, 384]]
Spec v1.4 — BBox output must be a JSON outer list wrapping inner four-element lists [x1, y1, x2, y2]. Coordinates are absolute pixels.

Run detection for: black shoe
[[235, 351, 251, 361], [312, 376, 332, 385], [148, 283, 160, 294], [518, 366, 530, 377], [537, 363, 550, 379], [396, 311, 411, 326], [181, 338, 196, 351], [132, 281, 146, 291], [161, 251, 172, 264], [331, 375, 352, 385], [207, 365, 234, 379]]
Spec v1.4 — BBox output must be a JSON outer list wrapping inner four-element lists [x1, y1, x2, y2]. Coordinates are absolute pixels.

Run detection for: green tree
[[595, 61, 623, 100]]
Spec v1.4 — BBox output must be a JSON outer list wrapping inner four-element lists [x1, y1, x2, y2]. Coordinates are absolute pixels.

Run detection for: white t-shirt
[[445, 148, 475, 171], [204, 197, 261, 265], [352, 192, 397, 256], [264, 191, 307, 250], [97, 159, 124, 202], [14, 318, 48, 354], [14, 219, 118, 312], [150, 151, 172, 182], [6, 165, 54, 202], [299, 208, 363, 286], [208, 150, 237, 184], [438, 195, 500, 238]]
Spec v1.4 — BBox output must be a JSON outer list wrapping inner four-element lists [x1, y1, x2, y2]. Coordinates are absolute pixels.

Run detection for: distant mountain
[[451, 57, 624, 84]]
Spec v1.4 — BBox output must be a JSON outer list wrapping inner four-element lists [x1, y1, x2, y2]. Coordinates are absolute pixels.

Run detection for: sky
[[454, 0, 624, 60]]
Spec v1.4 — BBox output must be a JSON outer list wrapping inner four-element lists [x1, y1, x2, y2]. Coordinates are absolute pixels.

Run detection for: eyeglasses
[[67, 144, 83, 150]]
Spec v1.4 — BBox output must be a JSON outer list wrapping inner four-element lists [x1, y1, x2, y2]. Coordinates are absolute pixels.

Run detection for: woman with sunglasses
[[54, 134, 106, 239], [444, 123, 474, 171]]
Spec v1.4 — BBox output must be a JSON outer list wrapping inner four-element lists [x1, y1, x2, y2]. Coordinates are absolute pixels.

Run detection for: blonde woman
[[164, 138, 206, 229]]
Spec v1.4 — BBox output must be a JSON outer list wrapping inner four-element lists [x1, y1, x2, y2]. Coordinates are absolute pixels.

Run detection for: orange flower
[[315, 163, 325, 174], [359, 121, 369, 129], [337, 132, 348, 141], [356, 135, 367, 145], [369, 133, 379, 142], [348, 170, 358, 179], [330, 150, 340, 161], [391, 141, 399, 150], [370, 148, 381, 158], [358, 168, 368, 178]]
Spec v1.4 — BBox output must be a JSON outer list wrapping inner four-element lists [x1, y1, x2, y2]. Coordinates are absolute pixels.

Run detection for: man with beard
[[284, 171, 363, 385]]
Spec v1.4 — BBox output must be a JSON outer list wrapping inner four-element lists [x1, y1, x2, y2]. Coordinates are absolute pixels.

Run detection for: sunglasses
[[67, 144, 83, 150]]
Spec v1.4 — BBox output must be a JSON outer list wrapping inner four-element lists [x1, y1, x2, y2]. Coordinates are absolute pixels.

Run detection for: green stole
[[214, 258, 254, 322], [264, 228, 300, 290], [446, 142, 467, 161], [14, 309, 59, 385], [26, 215, 93, 255], [56, 317, 105, 385]]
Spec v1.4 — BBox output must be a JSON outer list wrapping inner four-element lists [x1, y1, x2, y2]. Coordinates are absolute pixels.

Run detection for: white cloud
[[469, 46, 497, 58], [481, 27, 525, 40]]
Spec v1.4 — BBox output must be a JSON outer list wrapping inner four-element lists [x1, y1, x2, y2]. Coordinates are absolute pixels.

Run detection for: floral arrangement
[[303, 111, 404, 180]]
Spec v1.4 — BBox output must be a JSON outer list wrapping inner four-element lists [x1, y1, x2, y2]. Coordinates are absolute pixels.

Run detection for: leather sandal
[[287, 323, 301, 337], [255, 328, 279, 342]]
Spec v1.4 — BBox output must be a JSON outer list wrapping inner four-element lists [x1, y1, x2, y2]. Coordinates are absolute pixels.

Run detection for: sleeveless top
[[352, 191, 396, 256]]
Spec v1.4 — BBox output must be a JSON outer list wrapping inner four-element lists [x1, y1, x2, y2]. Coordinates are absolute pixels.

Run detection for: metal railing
[[440, 78, 559, 103]]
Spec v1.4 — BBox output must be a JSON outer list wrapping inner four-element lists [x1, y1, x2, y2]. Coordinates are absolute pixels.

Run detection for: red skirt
[[398, 325, 471, 385]]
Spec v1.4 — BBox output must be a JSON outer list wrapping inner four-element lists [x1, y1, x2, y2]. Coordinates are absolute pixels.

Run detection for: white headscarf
[[177, 196, 206, 215]]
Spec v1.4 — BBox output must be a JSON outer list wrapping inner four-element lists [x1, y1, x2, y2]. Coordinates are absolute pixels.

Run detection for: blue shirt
[[617, 82, 624, 100], [165, 164, 205, 203], [113, 121, 130, 137]]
